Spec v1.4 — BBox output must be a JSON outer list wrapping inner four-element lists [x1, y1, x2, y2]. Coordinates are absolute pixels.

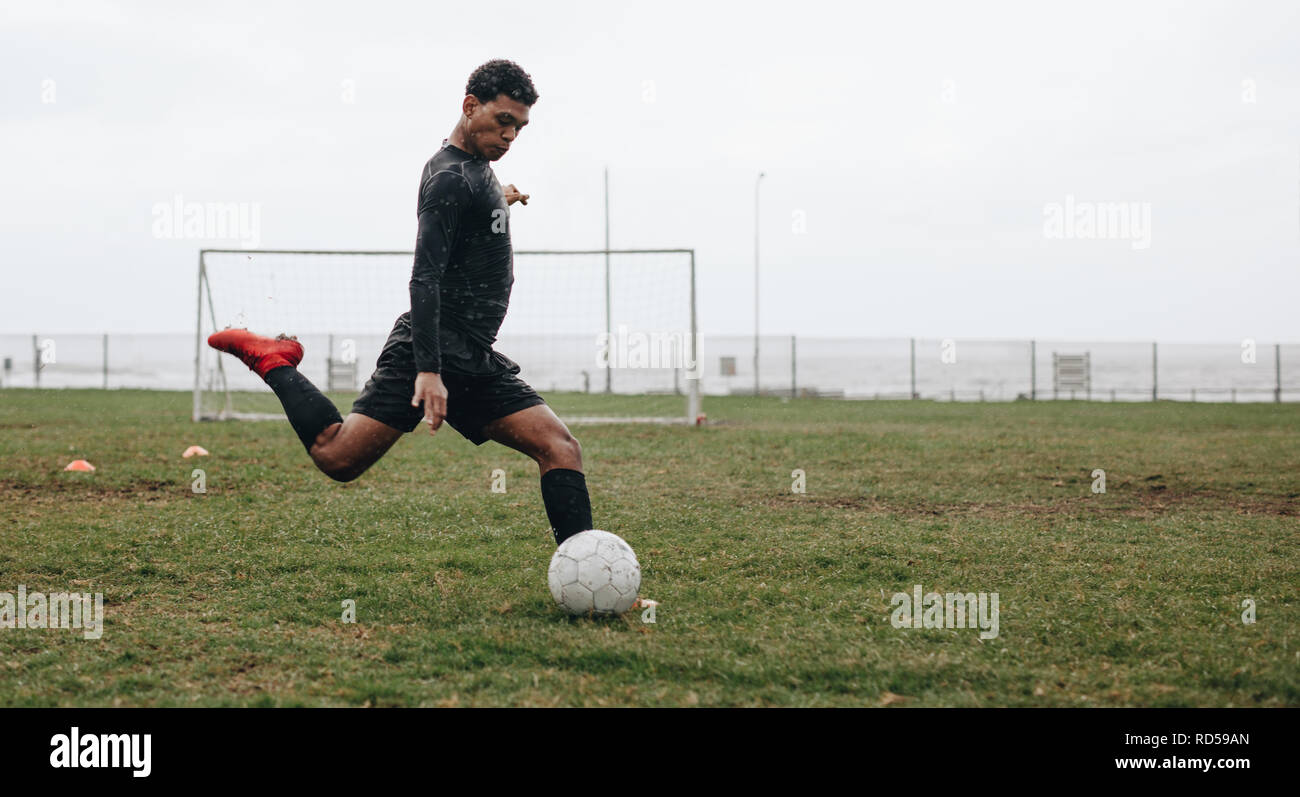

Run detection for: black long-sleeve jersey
[[407, 139, 518, 375]]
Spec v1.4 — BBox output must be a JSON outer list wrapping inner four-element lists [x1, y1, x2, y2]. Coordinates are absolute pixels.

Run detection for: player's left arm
[[503, 184, 529, 205]]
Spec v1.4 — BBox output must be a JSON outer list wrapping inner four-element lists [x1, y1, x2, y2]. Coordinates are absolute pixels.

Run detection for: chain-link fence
[[0, 333, 1293, 402], [719, 336, 1294, 401]]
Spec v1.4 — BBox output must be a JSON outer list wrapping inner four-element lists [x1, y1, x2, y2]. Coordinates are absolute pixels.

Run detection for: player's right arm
[[409, 168, 472, 434]]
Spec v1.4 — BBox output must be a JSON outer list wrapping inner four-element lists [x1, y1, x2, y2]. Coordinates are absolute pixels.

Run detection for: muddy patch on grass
[[0, 477, 174, 493], [0, 477, 180, 507], [762, 487, 1297, 518]]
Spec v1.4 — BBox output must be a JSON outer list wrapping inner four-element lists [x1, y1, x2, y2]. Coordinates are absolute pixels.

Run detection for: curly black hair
[[465, 59, 539, 106]]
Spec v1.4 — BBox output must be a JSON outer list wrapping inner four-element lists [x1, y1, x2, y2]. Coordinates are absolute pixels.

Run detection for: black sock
[[540, 468, 593, 546], [264, 366, 343, 452]]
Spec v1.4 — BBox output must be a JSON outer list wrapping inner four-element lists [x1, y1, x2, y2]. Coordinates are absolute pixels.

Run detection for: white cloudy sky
[[1, 0, 1297, 341]]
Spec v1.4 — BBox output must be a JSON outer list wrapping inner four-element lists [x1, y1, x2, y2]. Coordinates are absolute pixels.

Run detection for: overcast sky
[[2, 0, 1297, 341]]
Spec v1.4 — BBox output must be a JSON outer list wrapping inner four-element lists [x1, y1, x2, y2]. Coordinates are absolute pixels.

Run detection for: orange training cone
[[64, 460, 95, 472], [182, 445, 210, 458]]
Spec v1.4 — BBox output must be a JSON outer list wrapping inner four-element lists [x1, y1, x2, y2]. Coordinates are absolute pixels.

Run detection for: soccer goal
[[193, 248, 701, 426]]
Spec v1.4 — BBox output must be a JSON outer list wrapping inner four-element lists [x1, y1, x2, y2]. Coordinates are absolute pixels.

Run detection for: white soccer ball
[[548, 529, 641, 615]]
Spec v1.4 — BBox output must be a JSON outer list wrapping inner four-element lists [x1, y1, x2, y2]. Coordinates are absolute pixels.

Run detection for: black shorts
[[351, 314, 546, 445]]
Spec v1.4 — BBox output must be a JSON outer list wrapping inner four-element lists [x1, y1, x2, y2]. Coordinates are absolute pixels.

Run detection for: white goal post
[[193, 248, 701, 427]]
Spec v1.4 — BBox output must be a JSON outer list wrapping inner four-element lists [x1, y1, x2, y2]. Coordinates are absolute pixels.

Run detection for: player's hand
[[411, 372, 448, 435], [504, 184, 529, 205]]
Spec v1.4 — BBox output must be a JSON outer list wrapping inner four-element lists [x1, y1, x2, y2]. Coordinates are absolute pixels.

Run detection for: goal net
[[193, 248, 701, 426]]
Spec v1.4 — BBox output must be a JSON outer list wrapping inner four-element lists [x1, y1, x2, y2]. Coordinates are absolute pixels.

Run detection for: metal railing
[[1, 333, 1294, 403]]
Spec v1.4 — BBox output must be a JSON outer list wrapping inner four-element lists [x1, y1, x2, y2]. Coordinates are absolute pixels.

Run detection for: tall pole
[[193, 252, 205, 421], [754, 171, 764, 396], [604, 167, 612, 394], [687, 250, 700, 424]]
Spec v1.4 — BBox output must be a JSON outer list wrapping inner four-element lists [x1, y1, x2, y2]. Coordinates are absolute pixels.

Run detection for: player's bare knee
[[326, 465, 362, 483], [313, 448, 360, 483], [550, 432, 582, 470]]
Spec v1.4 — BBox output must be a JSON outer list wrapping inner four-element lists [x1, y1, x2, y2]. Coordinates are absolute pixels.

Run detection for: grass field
[[1, 388, 1296, 707]]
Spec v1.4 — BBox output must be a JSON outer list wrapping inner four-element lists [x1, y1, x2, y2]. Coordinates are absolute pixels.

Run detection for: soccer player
[[208, 60, 593, 545]]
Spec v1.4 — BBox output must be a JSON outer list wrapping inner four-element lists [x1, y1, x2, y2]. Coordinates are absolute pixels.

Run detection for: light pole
[[754, 171, 764, 396], [604, 166, 611, 394]]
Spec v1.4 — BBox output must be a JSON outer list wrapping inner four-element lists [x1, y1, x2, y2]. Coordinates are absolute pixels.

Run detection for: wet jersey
[[407, 139, 517, 375]]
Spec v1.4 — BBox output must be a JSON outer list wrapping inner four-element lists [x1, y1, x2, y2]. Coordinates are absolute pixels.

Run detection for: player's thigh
[[482, 404, 581, 466]]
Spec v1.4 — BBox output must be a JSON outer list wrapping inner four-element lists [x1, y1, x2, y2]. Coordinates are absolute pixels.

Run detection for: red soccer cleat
[[207, 328, 304, 379]]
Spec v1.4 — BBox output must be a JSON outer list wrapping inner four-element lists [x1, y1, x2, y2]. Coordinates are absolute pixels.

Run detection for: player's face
[[465, 94, 530, 161]]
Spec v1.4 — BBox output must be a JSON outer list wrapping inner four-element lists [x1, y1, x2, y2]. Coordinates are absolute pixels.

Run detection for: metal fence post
[[1152, 342, 1158, 401], [1030, 339, 1036, 400], [790, 334, 796, 398], [102, 333, 109, 389], [910, 338, 917, 399], [32, 334, 39, 388], [1276, 343, 1282, 403]]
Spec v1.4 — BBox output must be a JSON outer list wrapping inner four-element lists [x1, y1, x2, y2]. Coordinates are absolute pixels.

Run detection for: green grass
[[0, 388, 1296, 706]]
